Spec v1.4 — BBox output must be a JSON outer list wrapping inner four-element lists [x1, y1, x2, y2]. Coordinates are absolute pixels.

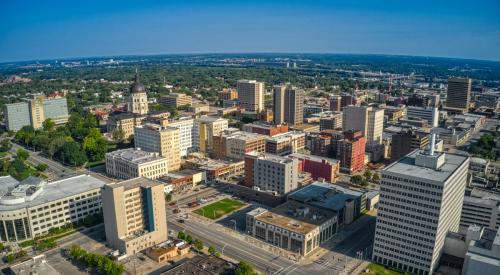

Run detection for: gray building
[[445, 77, 471, 112], [460, 188, 500, 231], [4, 102, 30, 131], [273, 85, 304, 126], [407, 106, 439, 128], [373, 139, 470, 275], [43, 97, 69, 125], [246, 152, 298, 195], [462, 226, 500, 275]]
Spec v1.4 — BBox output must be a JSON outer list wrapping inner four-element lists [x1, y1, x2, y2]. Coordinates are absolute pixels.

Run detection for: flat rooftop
[[106, 177, 162, 191], [106, 148, 165, 164], [267, 131, 305, 142], [383, 150, 468, 183], [0, 174, 106, 211], [255, 200, 335, 235], [288, 181, 365, 212], [289, 153, 339, 164], [246, 151, 294, 164]]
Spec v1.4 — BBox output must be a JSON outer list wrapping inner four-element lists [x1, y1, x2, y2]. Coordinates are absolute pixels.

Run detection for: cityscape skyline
[[1, 0, 500, 62]]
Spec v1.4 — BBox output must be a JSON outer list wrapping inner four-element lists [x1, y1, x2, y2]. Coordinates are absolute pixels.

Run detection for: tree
[[16, 148, 29, 161], [165, 193, 172, 202], [235, 261, 257, 275], [194, 239, 203, 251], [372, 173, 380, 182], [363, 170, 373, 181], [208, 246, 216, 255], [111, 129, 125, 143], [0, 139, 12, 153], [42, 118, 56, 132], [36, 164, 48, 172], [177, 231, 186, 240], [82, 128, 107, 161], [185, 234, 193, 244], [55, 141, 87, 166], [350, 175, 367, 186]]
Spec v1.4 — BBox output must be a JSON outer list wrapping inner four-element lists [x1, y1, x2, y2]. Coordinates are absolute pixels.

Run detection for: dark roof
[[130, 72, 146, 94]]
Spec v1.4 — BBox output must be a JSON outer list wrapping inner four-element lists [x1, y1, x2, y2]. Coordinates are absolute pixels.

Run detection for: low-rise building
[[242, 122, 289, 137], [105, 148, 168, 180], [460, 188, 500, 231], [265, 131, 305, 156], [160, 169, 205, 193], [469, 157, 490, 174], [463, 226, 500, 275], [184, 156, 244, 183], [107, 113, 147, 140], [160, 93, 192, 107], [246, 201, 338, 257], [102, 177, 167, 255], [0, 175, 106, 243], [289, 153, 339, 183], [318, 111, 343, 131], [188, 102, 210, 114], [213, 130, 266, 160]]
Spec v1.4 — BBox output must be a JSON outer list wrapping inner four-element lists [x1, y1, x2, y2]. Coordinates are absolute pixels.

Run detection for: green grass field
[[193, 198, 245, 220], [365, 263, 409, 275]]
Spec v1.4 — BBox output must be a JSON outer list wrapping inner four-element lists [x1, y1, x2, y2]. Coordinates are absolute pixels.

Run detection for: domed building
[[127, 70, 149, 115]]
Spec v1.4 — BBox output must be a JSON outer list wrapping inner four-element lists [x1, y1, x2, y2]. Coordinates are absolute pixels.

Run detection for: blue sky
[[1, 0, 499, 62]]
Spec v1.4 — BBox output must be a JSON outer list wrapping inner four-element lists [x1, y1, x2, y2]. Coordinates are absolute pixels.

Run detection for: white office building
[[167, 117, 195, 156], [407, 106, 439, 127], [460, 188, 500, 231], [246, 152, 298, 195], [372, 136, 469, 274]]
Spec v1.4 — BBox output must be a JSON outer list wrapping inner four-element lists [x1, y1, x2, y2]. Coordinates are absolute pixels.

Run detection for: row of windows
[[382, 175, 443, 190], [379, 206, 437, 224]]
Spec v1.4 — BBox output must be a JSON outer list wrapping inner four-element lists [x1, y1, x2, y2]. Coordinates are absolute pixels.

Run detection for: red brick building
[[337, 130, 366, 174], [289, 153, 339, 183], [242, 123, 289, 137]]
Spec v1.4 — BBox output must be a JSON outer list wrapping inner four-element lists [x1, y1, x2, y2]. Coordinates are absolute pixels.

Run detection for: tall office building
[[4, 95, 69, 131], [134, 124, 181, 172], [102, 178, 167, 255], [237, 80, 265, 113], [194, 116, 229, 154], [329, 96, 341, 112], [244, 152, 298, 195], [342, 106, 384, 147], [445, 77, 471, 112], [336, 130, 366, 174], [407, 106, 439, 127], [273, 85, 304, 126], [372, 136, 470, 274], [167, 117, 195, 156], [127, 71, 149, 115]]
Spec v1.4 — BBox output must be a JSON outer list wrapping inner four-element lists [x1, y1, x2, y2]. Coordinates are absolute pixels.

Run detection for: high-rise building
[[372, 138, 470, 274], [237, 80, 265, 113], [102, 178, 167, 255], [4, 96, 69, 131], [127, 71, 149, 115], [389, 128, 430, 162], [218, 88, 238, 101], [445, 77, 471, 113], [194, 116, 229, 154], [329, 96, 341, 112], [407, 106, 439, 127], [265, 131, 306, 156], [134, 124, 181, 171], [342, 106, 384, 147], [273, 85, 304, 126], [319, 112, 343, 131], [166, 117, 195, 156], [244, 151, 298, 195], [105, 148, 168, 180], [336, 130, 366, 174]]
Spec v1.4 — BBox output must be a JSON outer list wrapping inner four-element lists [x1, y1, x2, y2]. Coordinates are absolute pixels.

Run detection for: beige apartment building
[[160, 93, 192, 107], [342, 105, 384, 147], [194, 116, 229, 154], [213, 130, 266, 160], [102, 178, 167, 256], [218, 88, 238, 100], [265, 131, 306, 156], [134, 124, 181, 171], [273, 85, 304, 126], [107, 113, 147, 140], [237, 80, 264, 112], [105, 148, 168, 180]]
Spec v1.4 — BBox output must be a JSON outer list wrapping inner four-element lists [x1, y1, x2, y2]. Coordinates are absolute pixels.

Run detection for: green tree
[[0, 139, 12, 153], [16, 148, 29, 161], [165, 193, 172, 202], [235, 261, 257, 275], [363, 170, 373, 181], [42, 118, 56, 132], [55, 141, 88, 166], [177, 231, 186, 240], [372, 173, 380, 182], [350, 175, 367, 186], [82, 128, 107, 161], [194, 239, 204, 251], [36, 164, 48, 172], [208, 246, 216, 255], [185, 234, 193, 244], [111, 129, 125, 143]]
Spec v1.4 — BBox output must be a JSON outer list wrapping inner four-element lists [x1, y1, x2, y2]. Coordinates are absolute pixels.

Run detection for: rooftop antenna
[[429, 132, 436, 156]]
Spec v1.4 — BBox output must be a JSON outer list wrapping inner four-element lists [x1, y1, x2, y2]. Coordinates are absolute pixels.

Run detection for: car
[[178, 219, 185, 223]]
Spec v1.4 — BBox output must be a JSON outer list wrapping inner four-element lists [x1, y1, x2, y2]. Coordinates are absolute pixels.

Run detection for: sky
[[1, 0, 499, 62]]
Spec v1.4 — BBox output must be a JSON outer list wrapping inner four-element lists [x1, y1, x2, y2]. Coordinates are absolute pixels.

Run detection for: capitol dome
[[130, 70, 145, 94]]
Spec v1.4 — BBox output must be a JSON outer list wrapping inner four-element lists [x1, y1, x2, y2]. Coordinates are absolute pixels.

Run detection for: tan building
[[342, 105, 384, 147], [445, 77, 472, 113], [105, 148, 168, 180], [213, 130, 266, 160], [107, 113, 147, 140], [134, 124, 181, 172], [265, 131, 306, 156], [29, 96, 45, 129], [194, 116, 229, 154], [102, 178, 167, 256], [273, 85, 304, 126], [160, 93, 192, 107], [237, 80, 264, 112], [246, 201, 338, 257], [127, 72, 149, 115], [218, 88, 238, 100]]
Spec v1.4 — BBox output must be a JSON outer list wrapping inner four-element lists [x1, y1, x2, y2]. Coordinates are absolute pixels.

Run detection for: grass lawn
[[365, 263, 409, 275], [193, 198, 245, 220]]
